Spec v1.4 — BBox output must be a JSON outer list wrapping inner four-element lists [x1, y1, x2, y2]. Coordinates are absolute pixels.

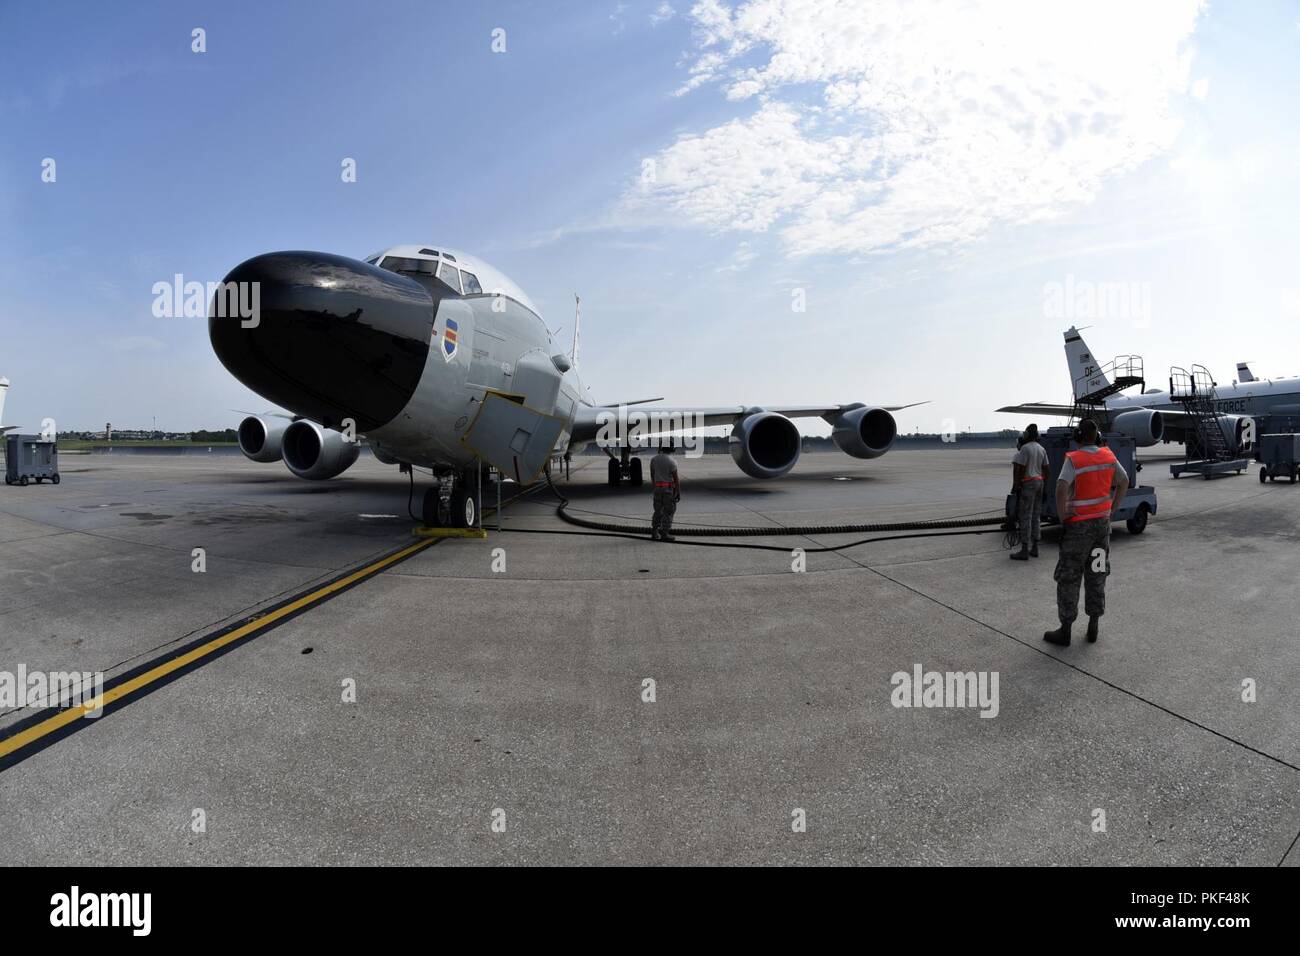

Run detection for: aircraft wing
[[995, 403, 1075, 417], [571, 401, 927, 442], [997, 403, 1212, 425], [996, 404, 1230, 450]]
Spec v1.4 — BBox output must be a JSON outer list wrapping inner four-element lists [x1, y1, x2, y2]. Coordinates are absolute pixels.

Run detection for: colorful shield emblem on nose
[[442, 318, 458, 362]]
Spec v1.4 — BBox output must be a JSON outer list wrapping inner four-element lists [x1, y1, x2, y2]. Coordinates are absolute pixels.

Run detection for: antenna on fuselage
[[571, 294, 581, 368]]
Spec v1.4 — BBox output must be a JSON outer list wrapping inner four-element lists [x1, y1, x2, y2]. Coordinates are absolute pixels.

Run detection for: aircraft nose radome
[[208, 251, 434, 433]]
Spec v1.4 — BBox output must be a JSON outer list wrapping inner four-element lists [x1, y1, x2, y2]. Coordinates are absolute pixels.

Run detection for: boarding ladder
[[1166, 365, 1251, 479], [1069, 355, 1145, 426], [1169, 365, 1233, 461]]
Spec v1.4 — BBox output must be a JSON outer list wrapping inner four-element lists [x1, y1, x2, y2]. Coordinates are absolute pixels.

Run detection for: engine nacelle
[[1218, 415, 1248, 453], [1111, 409, 1164, 447], [730, 411, 801, 479], [281, 419, 360, 480], [830, 405, 897, 459], [237, 415, 289, 463]]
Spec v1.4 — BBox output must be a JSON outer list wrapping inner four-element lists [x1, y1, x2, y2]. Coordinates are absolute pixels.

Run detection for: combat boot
[[1086, 616, 1100, 643], [1043, 622, 1071, 646], [1010, 547, 1029, 561]]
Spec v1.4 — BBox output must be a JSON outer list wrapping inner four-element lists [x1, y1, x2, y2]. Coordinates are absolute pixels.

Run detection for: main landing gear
[[421, 468, 482, 528], [605, 447, 643, 487]]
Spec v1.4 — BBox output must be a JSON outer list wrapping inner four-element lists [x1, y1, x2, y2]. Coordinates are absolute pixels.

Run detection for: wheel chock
[[412, 525, 488, 539]]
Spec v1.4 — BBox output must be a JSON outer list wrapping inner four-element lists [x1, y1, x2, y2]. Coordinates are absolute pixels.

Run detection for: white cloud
[[715, 240, 757, 272], [650, 3, 676, 26], [629, 0, 1207, 256], [610, 2, 629, 35]]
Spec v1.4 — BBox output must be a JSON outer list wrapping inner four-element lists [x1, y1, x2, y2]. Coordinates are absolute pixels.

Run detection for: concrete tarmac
[[0, 448, 1296, 865]]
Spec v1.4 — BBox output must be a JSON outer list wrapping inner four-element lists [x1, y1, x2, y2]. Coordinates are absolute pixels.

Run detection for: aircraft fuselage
[[210, 247, 585, 476]]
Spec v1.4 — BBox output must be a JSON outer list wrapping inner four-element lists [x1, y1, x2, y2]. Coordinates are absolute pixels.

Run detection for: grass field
[[56, 440, 238, 450]]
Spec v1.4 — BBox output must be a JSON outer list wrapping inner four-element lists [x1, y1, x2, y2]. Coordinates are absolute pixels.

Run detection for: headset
[[1073, 418, 1099, 444]]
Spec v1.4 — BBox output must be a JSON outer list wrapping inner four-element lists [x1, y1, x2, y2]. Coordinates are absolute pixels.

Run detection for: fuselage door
[[461, 389, 565, 484]]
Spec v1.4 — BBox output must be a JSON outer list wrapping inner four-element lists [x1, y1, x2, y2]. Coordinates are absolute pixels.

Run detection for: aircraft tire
[[422, 488, 446, 527], [607, 458, 620, 487], [450, 483, 479, 527], [629, 457, 643, 487]]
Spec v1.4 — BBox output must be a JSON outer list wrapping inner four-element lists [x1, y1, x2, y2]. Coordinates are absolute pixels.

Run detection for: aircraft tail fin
[[1064, 327, 1109, 401], [1236, 362, 1256, 383]]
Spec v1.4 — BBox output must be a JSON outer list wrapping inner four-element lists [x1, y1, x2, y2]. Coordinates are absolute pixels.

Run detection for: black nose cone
[[209, 251, 434, 432]]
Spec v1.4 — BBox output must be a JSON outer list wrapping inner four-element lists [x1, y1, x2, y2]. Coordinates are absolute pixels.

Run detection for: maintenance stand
[[1168, 365, 1250, 479]]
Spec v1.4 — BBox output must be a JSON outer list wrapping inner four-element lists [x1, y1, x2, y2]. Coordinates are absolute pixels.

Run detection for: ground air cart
[[1006, 427, 1157, 535], [4, 434, 60, 486], [1257, 432, 1300, 484]]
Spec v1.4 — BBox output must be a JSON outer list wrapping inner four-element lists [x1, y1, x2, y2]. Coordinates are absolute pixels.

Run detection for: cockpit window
[[365, 256, 380, 265], [418, 248, 440, 257], [379, 256, 438, 276], [437, 260, 462, 294], [460, 271, 483, 294]]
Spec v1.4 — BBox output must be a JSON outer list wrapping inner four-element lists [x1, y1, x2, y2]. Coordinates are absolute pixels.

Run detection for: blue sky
[[2, 1, 1299, 434]]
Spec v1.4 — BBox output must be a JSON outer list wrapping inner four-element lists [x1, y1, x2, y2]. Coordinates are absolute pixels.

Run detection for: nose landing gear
[[421, 468, 482, 528]]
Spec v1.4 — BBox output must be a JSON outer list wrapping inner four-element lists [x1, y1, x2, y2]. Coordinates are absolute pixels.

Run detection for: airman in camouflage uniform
[[1054, 516, 1111, 625], [649, 444, 680, 542], [1044, 419, 1128, 647], [1010, 423, 1048, 560]]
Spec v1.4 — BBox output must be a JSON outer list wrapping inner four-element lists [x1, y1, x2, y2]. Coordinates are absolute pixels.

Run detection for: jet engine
[[830, 405, 897, 459], [1110, 409, 1164, 447], [237, 415, 290, 463], [281, 419, 360, 480], [730, 411, 801, 479], [1218, 415, 1249, 454]]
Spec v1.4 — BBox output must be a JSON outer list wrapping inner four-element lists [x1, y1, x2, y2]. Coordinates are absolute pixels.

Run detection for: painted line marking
[[0, 537, 437, 772]]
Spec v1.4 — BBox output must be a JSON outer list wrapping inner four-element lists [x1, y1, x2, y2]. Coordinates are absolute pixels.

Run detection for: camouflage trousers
[[1054, 516, 1111, 624], [1017, 480, 1043, 545], [651, 489, 677, 536]]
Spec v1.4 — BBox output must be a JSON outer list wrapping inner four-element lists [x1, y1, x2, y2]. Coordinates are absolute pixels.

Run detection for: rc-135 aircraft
[[209, 245, 921, 527], [998, 327, 1300, 452]]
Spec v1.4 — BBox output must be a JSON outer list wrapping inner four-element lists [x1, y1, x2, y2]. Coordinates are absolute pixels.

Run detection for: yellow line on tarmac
[[0, 537, 436, 762]]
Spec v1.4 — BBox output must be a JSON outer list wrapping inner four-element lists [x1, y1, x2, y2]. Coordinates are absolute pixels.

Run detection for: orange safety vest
[[1064, 446, 1119, 522]]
